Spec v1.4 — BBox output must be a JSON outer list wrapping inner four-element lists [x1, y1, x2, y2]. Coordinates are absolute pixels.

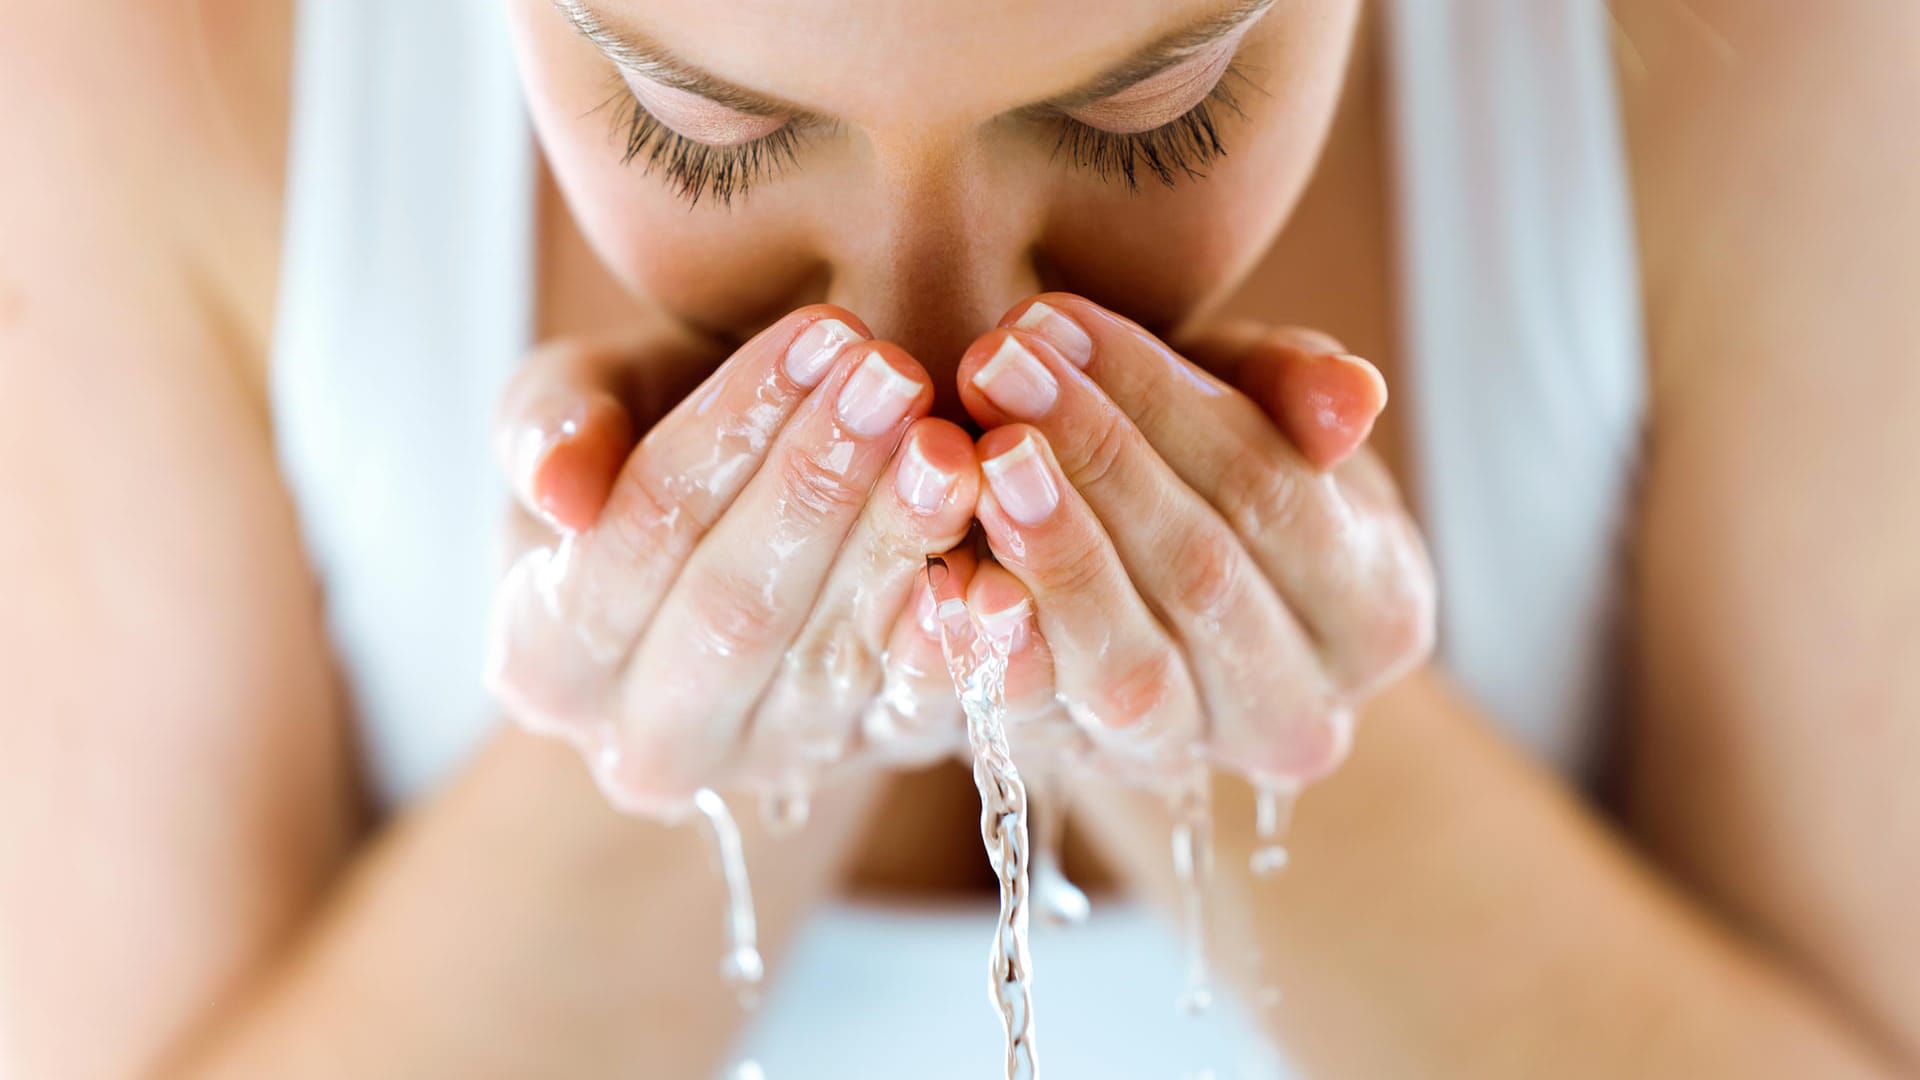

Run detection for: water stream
[[692, 787, 766, 1003], [1168, 769, 1216, 1017], [930, 556, 1040, 1080]]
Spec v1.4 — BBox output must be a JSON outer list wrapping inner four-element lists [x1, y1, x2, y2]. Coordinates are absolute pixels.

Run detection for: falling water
[[691, 787, 766, 1004], [929, 557, 1039, 1080], [1250, 780, 1300, 877], [1168, 769, 1216, 1016]]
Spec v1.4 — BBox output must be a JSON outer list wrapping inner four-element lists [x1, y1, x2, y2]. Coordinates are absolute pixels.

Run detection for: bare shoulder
[[1612, 0, 1920, 373], [0, 0, 292, 353], [1609, 0, 1920, 1062], [0, 4, 351, 1075]]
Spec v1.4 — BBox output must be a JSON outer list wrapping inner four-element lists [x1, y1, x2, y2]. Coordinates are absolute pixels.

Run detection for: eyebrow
[[553, 0, 1275, 122]]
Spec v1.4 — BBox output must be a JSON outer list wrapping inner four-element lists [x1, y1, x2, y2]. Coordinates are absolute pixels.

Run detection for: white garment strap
[[271, 1, 535, 807], [1382, 0, 1647, 777]]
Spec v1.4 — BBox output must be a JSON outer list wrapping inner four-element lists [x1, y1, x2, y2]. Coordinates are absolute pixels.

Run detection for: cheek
[[1038, 12, 1358, 330], [1041, 112, 1331, 327]]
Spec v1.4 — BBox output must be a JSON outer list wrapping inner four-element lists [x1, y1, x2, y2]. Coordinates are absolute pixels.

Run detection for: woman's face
[[509, 0, 1360, 385]]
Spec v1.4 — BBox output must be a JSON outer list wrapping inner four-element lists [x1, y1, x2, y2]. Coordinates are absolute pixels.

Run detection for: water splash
[[1168, 769, 1216, 1016], [929, 557, 1039, 1080], [692, 788, 765, 1004], [1250, 780, 1300, 878]]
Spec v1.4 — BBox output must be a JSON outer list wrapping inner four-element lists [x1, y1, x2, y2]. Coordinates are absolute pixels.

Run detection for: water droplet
[[1250, 779, 1300, 878]]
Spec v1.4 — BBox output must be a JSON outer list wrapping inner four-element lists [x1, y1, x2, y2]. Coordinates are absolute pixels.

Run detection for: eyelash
[[603, 61, 1250, 207], [604, 87, 806, 208], [1050, 63, 1249, 192]]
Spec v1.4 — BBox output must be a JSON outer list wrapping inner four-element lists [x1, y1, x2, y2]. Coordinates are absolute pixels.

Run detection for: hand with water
[[951, 294, 1436, 789], [485, 307, 983, 819]]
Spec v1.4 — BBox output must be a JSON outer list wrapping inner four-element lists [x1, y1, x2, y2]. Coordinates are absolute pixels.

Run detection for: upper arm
[[1616, 0, 1920, 1063], [0, 4, 352, 1076]]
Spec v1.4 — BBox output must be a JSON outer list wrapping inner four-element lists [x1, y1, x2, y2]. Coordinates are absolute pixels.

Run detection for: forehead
[[597, 0, 1235, 125]]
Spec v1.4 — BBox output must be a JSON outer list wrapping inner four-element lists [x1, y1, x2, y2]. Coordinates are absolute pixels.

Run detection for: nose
[[822, 147, 1044, 425]]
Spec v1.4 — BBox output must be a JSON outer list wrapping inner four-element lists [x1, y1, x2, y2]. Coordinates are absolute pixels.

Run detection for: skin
[[1, 2, 1918, 1079]]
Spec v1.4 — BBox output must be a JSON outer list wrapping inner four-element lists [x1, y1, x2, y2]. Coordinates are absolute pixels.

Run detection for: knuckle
[[874, 518, 938, 569], [1169, 527, 1244, 625], [1095, 649, 1183, 731], [1063, 413, 1133, 492], [775, 444, 868, 527], [782, 618, 882, 714], [602, 463, 696, 561], [1022, 532, 1110, 594], [1216, 452, 1304, 541], [688, 569, 785, 660]]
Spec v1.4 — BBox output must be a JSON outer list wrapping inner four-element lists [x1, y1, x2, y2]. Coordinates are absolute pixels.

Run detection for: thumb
[[1183, 323, 1388, 471], [494, 339, 639, 533]]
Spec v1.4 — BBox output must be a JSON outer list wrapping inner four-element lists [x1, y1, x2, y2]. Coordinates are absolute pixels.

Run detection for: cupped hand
[[485, 308, 984, 819], [952, 295, 1436, 788]]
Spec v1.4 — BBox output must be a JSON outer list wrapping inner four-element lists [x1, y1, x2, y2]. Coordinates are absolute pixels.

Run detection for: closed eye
[[1048, 61, 1253, 191], [570, 0, 1271, 205], [600, 76, 810, 208]]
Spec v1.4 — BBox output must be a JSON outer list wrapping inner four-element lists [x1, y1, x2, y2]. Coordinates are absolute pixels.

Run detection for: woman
[[3, 0, 1916, 1076]]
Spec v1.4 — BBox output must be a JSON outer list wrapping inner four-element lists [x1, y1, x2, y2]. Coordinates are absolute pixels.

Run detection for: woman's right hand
[[485, 307, 982, 820]]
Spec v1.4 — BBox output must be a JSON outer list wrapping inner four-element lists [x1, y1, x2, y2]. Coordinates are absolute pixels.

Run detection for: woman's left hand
[[951, 294, 1436, 787]]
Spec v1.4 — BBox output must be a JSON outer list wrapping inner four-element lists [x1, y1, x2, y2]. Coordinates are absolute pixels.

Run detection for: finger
[[972, 425, 1204, 781], [493, 339, 641, 532], [550, 307, 869, 662], [958, 331, 1348, 779], [486, 519, 606, 746], [1181, 322, 1387, 470], [608, 343, 932, 802], [747, 417, 980, 776], [861, 544, 979, 767], [1000, 295, 1432, 694], [963, 560, 1085, 765]]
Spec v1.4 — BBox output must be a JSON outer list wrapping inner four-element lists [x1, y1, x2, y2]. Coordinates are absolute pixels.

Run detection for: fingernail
[[935, 597, 975, 647], [513, 407, 585, 524], [1326, 352, 1389, 411], [977, 597, 1033, 650], [785, 317, 861, 388], [895, 436, 956, 513], [837, 351, 922, 436], [1013, 301, 1093, 368], [971, 337, 1058, 420], [513, 418, 572, 495], [982, 435, 1059, 525]]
